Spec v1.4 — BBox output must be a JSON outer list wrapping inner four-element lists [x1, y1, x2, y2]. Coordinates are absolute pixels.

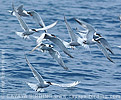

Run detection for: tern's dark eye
[[49, 45, 51, 47]]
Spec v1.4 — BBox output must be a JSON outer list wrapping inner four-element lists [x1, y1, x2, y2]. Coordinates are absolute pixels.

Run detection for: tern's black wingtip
[[70, 56, 74, 58], [73, 17, 76, 20]]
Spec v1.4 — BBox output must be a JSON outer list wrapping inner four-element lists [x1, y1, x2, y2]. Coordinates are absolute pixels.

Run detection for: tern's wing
[[26, 82, 38, 91], [48, 36, 74, 58], [30, 11, 46, 27], [64, 16, 77, 42], [62, 40, 72, 48], [49, 48, 68, 70], [74, 18, 95, 42], [36, 33, 46, 44], [25, 56, 45, 84], [35, 21, 58, 32], [16, 14, 29, 31], [51, 81, 80, 87], [15, 32, 30, 39], [17, 5, 29, 17], [98, 37, 114, 55], [31, 11, 57, 33], [77, 35, 90, 50], [13, 4, 29, 31], [96, 41, 114, 63], [77, 31, 87, 39], [17, 5, 23, 12], [30, 33, 46, 53], [26, 82, 45, 92]]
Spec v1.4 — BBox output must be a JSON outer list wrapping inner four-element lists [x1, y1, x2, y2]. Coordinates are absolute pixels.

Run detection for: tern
[[12, 4, 56, 39], [63, 16, 89, 49], [37, 44, 68, 70], [9, 4, 29, 17], [75, 18, 114, 63], [25, 56, 80, 92], [31, 33, 74, 58], [27, 10, 58, 33], [74, 18, 96, 45]]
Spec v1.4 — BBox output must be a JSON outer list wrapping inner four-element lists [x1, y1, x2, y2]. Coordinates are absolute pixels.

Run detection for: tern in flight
[[25, 56, 80, 92], [63, 16, 89, 49], [9, 4, 29, 17], [37, 43, 68, 70], [75, 18, 114, 63]]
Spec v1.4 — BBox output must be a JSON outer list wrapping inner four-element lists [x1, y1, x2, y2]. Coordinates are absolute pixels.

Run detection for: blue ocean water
[[1, 0, 121, 100]]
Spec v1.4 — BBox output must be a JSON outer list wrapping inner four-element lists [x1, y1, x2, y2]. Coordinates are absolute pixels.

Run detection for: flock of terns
[[10, 3, 115, 92]]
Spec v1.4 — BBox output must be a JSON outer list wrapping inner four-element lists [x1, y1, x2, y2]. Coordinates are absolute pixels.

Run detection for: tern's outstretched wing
[[29, 11, 46, 31], [74, 18, 95, 42], [12, 4, 29, 32], [47, 35, 74, 58], [64, 16, 77, 42], [17, 5, 23, 12], [98, 37, 114, 55], [96, 41, 114, 63], [17, 5, 29, 17], [49, 48, 68, 70], [62, 40, 72, 48], [35, 21, 58, 32], [30, 33, 46, 53], [15, 32, 30, 39], [25, 56, 45, 84], [51, 81, 80, 87], [26, 82, 38, 91], [26, 82, 45, 92]]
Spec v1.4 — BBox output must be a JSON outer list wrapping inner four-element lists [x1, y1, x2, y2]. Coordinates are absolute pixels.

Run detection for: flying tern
[[64, 16, 89, 49], [9, 4, 29, 17], [25, 56, 80, 92], [75, 18, 114, 63], [37, 44, 68, 70], [74, 18, 96, 45]]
